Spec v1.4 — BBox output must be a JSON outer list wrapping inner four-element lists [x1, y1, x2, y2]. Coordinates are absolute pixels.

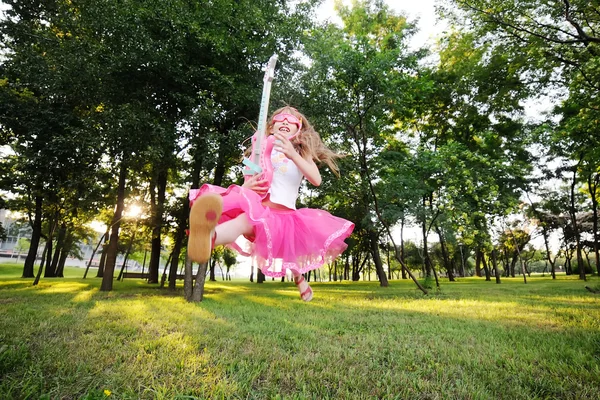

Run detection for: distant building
[[0, 209, 140, 270]]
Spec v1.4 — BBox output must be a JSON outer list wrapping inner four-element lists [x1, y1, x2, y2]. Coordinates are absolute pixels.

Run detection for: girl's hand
[[273, 132, 322, 186], [242, 174, 269, 195], [273, 132, 299, 160]]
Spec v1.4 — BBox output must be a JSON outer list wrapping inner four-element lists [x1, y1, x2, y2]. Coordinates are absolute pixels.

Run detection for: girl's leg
[[214, 213, 253, 246], [188, 194, 253, 263], [292, 271, 313, 302]]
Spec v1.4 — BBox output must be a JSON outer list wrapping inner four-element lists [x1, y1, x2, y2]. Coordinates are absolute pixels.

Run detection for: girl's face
[[270, 112, 302, 139]]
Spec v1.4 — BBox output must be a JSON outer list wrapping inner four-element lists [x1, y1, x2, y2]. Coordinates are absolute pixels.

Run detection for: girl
[[187, 106, 354, 301]]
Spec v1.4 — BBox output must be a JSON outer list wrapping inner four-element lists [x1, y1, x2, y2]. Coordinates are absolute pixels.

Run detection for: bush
[[421, 275, 436, 289], [571, 261, 595, 275]]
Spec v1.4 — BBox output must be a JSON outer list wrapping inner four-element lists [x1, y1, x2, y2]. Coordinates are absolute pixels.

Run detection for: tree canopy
[[1, 0, 598, 290]]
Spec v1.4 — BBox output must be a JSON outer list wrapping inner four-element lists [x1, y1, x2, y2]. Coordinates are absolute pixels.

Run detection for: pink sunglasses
[[272, 113, 302, 129]]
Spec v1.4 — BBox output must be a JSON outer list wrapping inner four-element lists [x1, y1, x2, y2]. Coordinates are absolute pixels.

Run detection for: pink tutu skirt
[[189, 184, 354, 277]]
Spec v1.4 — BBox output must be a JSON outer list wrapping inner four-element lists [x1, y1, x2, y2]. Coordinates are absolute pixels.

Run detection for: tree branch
[[563, 0, 600, 44], [460, 1, 588, 45], [582, 11, 599, 37], [585, 285, 600, 294], [548, 51, 600, 91]]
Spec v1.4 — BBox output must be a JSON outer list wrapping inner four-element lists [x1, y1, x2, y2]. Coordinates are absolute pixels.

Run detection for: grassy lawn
[[1, 262, 599, 399]]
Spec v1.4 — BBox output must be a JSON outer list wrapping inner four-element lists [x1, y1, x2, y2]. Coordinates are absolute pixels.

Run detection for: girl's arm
[[273, 132, 321, 186], [289, 152, 321, 187]]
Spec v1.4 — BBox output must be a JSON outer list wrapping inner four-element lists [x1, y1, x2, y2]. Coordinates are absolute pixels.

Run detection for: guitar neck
[[252, 54, 278, 165], [252, 83, 274, 163]]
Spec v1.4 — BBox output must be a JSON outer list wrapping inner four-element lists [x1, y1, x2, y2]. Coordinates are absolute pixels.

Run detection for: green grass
[[1, 262, 599, 399]]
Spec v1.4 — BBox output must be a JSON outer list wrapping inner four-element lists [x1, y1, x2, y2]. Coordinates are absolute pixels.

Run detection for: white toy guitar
[[242, 54, 278, 190]]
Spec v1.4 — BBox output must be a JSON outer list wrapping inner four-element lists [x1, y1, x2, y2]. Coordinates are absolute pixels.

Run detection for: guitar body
[[259, 134, 276, 191], [243, 133, 275, 197]]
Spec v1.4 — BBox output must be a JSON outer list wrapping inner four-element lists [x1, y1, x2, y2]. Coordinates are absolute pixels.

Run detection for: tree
[[302, 0, 429, 290], [498, 225, 531, 279], [441, 0, 600, 280], [404, 27, 534, 286]]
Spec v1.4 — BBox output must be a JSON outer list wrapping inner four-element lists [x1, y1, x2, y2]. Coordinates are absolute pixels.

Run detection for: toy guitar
[[242, 54, 278, 194]]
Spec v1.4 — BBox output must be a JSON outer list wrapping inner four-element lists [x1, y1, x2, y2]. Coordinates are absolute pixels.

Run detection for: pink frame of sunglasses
[[272, 113, 302, 128]]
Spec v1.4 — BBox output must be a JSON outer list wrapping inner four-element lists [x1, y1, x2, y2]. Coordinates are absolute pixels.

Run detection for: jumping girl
[[187, 106, 354, 301]]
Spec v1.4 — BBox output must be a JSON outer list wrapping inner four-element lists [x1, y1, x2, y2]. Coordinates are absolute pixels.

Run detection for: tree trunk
[[569, 166, 586, 281], [32, 236, 51, 286], [101, 160, 128, 292], [56, 230, 73, 277], [491, 249, 501, 284], [431, 259, 440, 288], [160, 252, 173, 288], [44, 232, 54, 277], [169, 196, 189, 290], [435, 224, 455, 281], [352, 255, 366, 281], [524, 260, 532, 277], [96, 227, 110, 278], [188, 261, 209, 302], [481, 251, 491, 281], [588, 172, 599, 275], [141, 249, 148, 275], [369, 230, 388, 287], [331, 261, 335, 282], [509, 231, 527, 283], [583, 248, 591, 274], [49, 223, 66, 276], [386, 243, 392, 280], [117, 226, 137, 281], [510, 252, 518, 277], [213, 127, 230, 187], [23, 195, 43, 278], [458, 245, 467, 277], [170, 252, 182, 285], [543, 225, 557, 280], [148, 168, 167, 284], [421, 197, 432, 278], [184, 257, 194, 300], [56, 246, 69, 278], [33, 219, 57, 286], [475, 248, 482, 277], [209, 257, 216, 281], [502, 248, 510, 277], [43, 213, 56, 278], [400, 219, 407, 279], [84, 232, 105, 279], [564, 245, 573, 275], [518, 254, 527, 284], [344, 257, 350, 281]]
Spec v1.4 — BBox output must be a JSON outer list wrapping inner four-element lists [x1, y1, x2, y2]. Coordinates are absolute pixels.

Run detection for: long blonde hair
[[267, 106, 342, 176]]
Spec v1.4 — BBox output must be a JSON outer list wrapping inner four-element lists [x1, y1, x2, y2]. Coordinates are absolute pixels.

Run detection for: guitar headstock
[[263, 54, 278, 83]]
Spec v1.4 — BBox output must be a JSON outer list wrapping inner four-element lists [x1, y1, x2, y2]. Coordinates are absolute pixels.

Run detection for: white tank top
[[268, 149, 303, 209]]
